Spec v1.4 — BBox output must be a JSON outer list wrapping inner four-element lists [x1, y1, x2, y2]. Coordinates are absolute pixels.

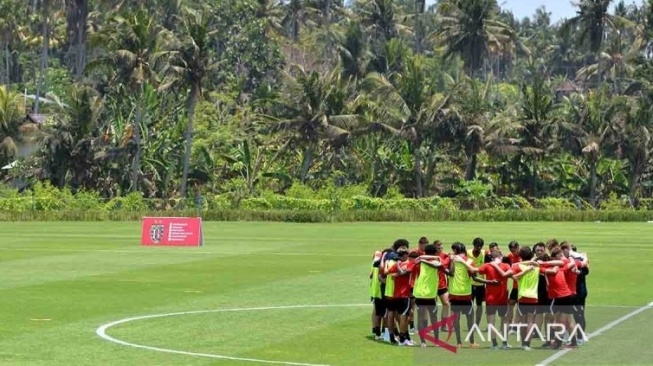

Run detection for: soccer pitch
[[2, 221, 653, 366]]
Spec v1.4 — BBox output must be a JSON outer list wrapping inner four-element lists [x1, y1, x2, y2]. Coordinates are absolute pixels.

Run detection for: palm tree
[[558, 87, 619, 205], [34, 0, 53, 113], [561, 0, 632, 86], [432, 0, 514, 78], [618, 95, 653, 203], [162, 6, 220, 198], [449, 76, 516, 181], [40, 85, 104, 189], [518, 68, 557, 196], [87, 7, 172, 192], [362, 53, 453, 197], [66, 0, 89, 78], [269, 65, 360, 183]]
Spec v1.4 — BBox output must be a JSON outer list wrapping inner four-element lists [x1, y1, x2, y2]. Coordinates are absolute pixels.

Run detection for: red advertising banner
[[141, 217, 203, 247]]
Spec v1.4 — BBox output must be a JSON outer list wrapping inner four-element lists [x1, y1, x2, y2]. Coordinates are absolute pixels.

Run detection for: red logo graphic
[[417, 313, 459, 353]]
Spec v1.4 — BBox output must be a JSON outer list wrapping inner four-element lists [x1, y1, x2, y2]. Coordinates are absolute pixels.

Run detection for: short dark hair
[[451, 242, 464, 254], [571, 245, 578, 251], [433, 240, 442, 246], [419, 236, 429, 244], [508, 241, 520, 250], [546, 239, 559, 251], [489, 242, 498, 249], [551, 248, 563, 258], [537, 254, 551, 261], [560, 242, 571, 251], [424, 244, 437, 255], [473, 237, 484, 248], [393, 239, 409, 251], [408, 251, 420, 258], [533, 242, 546, 251], [519, 246, 534, 261]]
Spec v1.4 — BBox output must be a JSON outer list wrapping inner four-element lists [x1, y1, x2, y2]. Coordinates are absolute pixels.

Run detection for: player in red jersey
[[540, 248, 578, 349], [506, 241, 521, 334], [478, 250, 512, 349], [385, 248, 417, 345]]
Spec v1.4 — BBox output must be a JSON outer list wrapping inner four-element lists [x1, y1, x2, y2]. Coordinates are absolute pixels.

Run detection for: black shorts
[[575, 293, 587, 307], [551, 295, 576, 314], [450, 299, 473, 314], [387, 298, 411, 315], [437, 288, 448, 296], [471, 285, 485, 304], [415, 298, 437, 307], [535, 305, 553, 315], [509, 288, 518, 301], [537, 296, 552, 314], [486, 304, 508, 317], [373, 297, 387, 317], [517, 302, 537, 316]]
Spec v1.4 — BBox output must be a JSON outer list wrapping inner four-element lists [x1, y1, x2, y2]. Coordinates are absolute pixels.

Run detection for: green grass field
[[2, 221, 653, 366]]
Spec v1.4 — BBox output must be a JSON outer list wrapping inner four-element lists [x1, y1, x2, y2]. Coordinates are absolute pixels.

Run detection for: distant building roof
[[26, 114, 47, 124], [556, 80, 581, 92]]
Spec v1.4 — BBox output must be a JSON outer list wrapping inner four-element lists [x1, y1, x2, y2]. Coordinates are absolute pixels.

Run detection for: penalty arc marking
[[95, 303, 649, 366], [96, 304, 370, 366]]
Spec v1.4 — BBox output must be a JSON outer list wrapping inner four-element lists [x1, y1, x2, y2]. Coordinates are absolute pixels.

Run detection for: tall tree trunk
[[300, 147, 313, 183], [67, 0, 88, 78], [34, 0, 51, 113], [628, 168, 640, 206], [413, 0, 425, 53], [464, 153, 477, 181], [4, 41, 9, 84], [180, 83, 200, 198], [589, 159, 597, 207], [413, 144, 423, 198], [530, 158, 539, 197], [130, 84, 144, 192]]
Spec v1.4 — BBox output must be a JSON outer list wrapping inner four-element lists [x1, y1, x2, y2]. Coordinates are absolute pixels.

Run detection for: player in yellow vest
[[412, 244, 446, 347], [370, 249, 392, 340], [449, 242, 499, 348], [467, 237, 492, 331]]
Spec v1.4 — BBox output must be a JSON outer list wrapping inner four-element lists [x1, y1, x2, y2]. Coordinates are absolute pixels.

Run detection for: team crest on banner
[[141, 217, 203, 246], [149, 224, 165, 244]]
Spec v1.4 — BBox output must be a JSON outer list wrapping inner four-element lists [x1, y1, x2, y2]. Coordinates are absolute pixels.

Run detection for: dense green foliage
[[2, 0, 653, 211], [1, 182, 653, 222]]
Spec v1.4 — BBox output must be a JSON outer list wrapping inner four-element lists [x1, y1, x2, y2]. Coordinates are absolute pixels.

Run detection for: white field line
[[0, 247, 369, 257], [96, 304, 369, 366], [535, 301, 653, 366], [96, 303, 649, 366]]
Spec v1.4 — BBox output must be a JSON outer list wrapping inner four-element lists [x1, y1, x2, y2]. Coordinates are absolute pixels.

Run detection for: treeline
[[1, 0, 653, 209]]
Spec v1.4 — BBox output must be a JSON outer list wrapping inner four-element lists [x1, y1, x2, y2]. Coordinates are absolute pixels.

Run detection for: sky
[[425, 0, 644, 23]]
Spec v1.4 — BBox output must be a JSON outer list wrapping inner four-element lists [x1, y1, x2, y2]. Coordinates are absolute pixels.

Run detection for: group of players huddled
[[369, 237, 589, 350]]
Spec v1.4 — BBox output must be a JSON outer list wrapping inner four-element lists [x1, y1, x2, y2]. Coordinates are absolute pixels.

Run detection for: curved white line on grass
[[96, 303, 370, 366], [535, 301, 653, 366]]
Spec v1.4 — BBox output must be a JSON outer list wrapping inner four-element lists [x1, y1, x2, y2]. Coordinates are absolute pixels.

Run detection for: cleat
[[469, 343, 480, 348], [501, 344, 512, 350], [400, 339, 416, 346], [521, 345, 532, 351]]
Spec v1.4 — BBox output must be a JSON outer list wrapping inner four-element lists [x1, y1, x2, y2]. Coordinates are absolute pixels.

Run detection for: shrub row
[[1, 182, 652, 221], [1, 209, 652, 222]]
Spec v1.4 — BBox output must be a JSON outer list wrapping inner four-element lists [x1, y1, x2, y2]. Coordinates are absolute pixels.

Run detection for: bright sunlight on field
[[2, 222, 653, 366]]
